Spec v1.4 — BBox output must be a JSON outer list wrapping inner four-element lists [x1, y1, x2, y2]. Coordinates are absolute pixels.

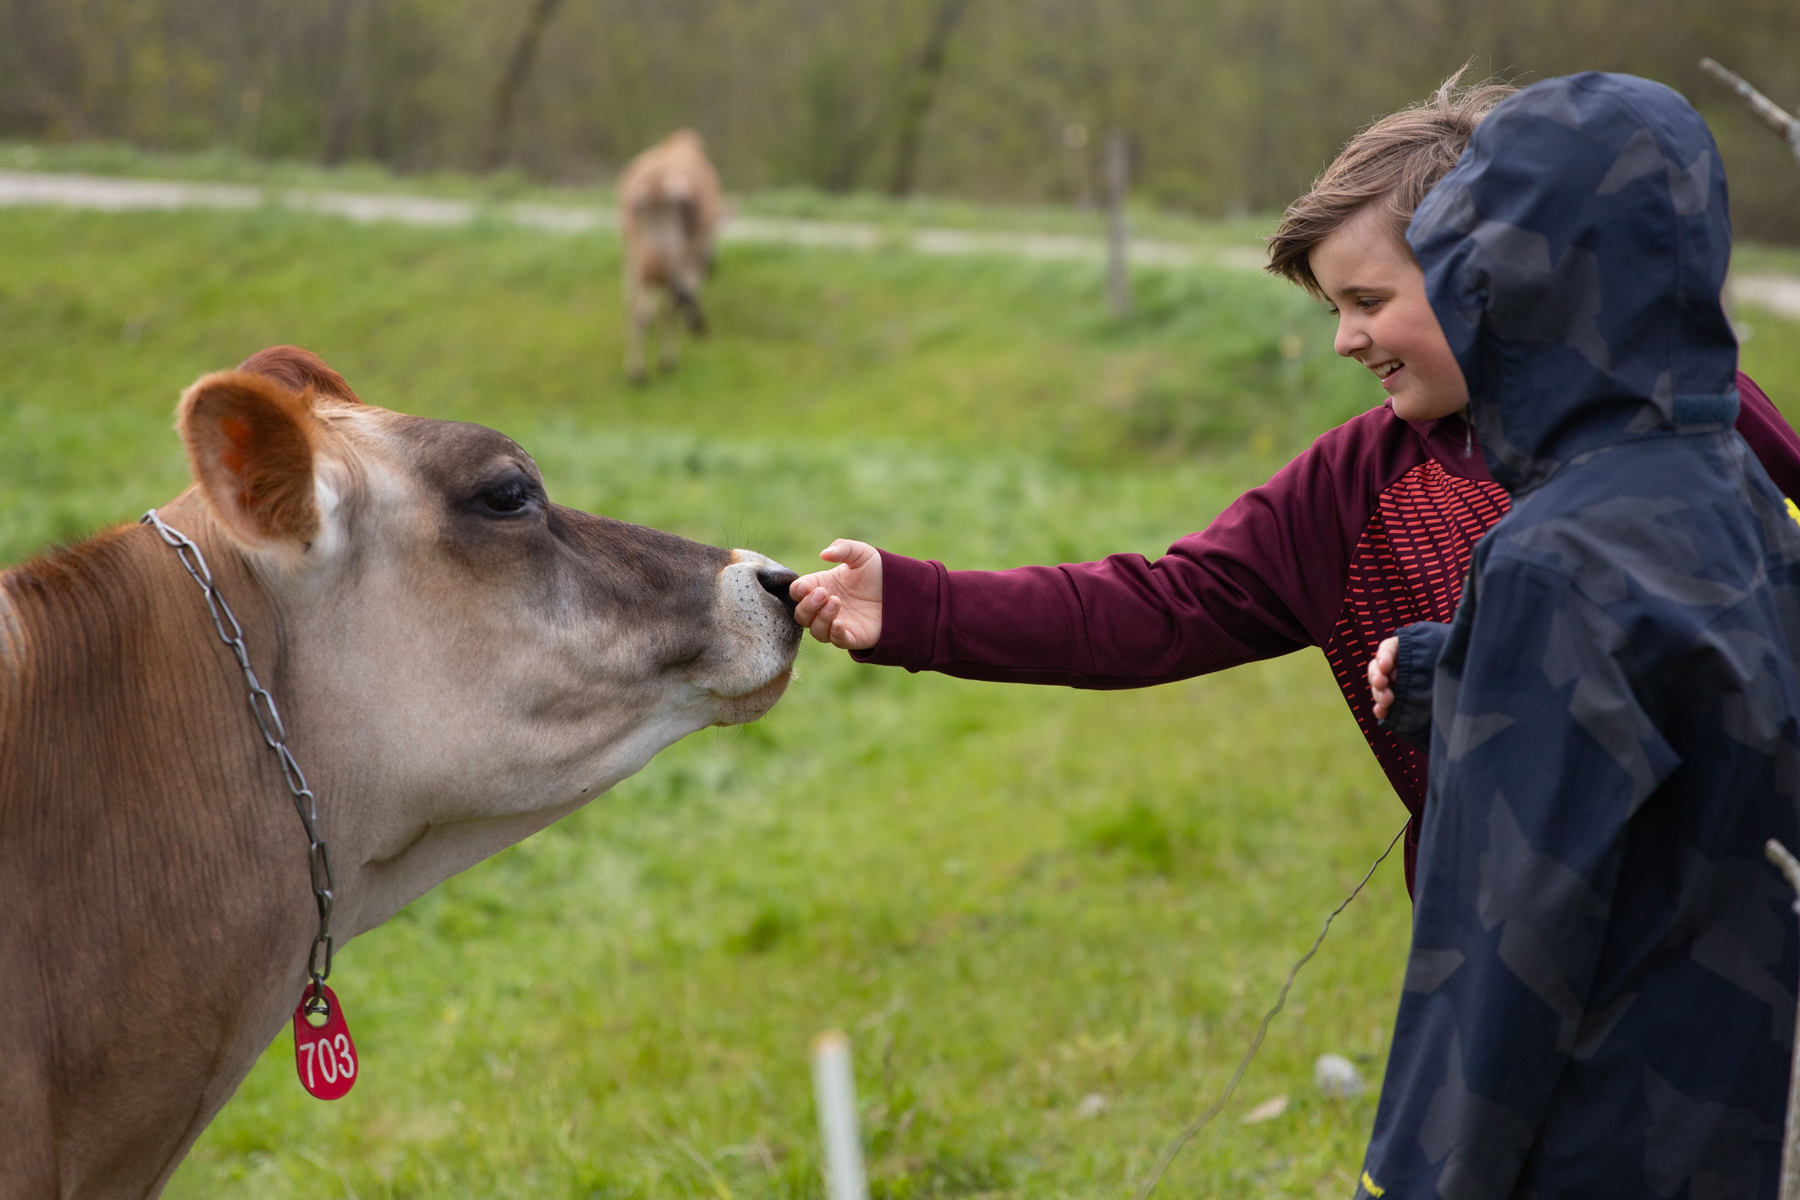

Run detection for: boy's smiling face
[[1309, 203, 1469, 421]]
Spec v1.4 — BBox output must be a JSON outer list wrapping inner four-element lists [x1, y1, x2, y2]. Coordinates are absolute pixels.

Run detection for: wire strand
[[1131, 823, 1409, 1200]]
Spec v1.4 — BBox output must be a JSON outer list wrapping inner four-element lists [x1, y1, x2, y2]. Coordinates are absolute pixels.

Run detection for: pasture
[[4, 186, 1797, 1198]]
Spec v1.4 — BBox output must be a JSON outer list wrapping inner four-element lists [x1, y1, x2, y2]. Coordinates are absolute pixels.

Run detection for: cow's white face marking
[[235, 401, 800, 938]]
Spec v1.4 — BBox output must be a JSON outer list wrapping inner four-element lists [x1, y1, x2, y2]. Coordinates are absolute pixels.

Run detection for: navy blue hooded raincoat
[[1363, 73, 1800, 1198]]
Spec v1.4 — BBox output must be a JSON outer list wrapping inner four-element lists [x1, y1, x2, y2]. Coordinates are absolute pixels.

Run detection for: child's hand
[[790, 539, 883, 650], [1368, 636, 1399, 721]]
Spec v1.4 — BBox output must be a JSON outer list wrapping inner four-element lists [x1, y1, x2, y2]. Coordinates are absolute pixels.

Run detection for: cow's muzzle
[[757, 566, 800, 616]]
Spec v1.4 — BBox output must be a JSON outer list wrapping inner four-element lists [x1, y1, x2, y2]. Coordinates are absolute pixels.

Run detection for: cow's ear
[[178, 370, 321, 549], [237, 345, 363, 404]]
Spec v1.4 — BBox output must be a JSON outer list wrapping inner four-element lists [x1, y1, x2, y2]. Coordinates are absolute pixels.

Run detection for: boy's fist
[[790, 539, 883, 650], [1368, 636, 1399, 721]]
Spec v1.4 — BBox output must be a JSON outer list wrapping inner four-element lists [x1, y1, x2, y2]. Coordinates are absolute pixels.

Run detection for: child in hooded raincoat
[[1358, 73, 1800, 1198]]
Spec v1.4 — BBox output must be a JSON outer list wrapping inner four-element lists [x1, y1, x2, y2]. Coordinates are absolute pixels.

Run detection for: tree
[[886, 0, 973, 196], [322, 0, 376, 165], [485, 0, 566, 171]]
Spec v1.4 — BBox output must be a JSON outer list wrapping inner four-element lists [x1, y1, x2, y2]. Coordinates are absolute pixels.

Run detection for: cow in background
[[618, 130, 723, 382]]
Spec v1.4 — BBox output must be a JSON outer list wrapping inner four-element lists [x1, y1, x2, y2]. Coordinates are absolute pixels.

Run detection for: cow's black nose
[[757, 567, 800, 615]]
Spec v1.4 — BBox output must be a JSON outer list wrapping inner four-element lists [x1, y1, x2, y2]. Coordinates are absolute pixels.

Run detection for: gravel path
[[0, 169, 1264, 272], [0, 169, 1793, 317], [1734, 274, 1800, 322]]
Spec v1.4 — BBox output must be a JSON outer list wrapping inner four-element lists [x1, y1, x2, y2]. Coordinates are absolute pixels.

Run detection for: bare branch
[[1699, 58, 1800, 166]]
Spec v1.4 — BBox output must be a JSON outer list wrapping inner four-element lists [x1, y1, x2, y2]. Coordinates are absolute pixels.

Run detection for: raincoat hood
[[1407, 72, 1739, 494]]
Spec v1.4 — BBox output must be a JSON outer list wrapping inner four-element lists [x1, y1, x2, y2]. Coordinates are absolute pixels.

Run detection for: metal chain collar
[[140, 509, 338, 1019]]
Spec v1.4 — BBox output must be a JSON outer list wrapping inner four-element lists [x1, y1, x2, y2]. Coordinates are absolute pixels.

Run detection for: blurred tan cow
[[618, 130, 723, 382]]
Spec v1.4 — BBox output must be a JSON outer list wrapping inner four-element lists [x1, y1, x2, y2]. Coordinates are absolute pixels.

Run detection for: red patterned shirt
[[858, 373, 1800, 894], [1321, 458, 1507, 855]]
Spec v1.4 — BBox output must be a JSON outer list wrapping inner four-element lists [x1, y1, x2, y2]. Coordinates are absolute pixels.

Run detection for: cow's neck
[[0, 494, 321, 1197]]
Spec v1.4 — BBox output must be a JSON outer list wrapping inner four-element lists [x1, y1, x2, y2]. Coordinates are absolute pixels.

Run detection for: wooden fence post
[[1105, 128, 1131, 319]]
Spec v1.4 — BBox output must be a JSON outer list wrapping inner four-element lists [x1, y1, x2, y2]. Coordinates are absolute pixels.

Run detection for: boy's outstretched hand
[[1368, 635, 1399, 721], [790, 539, 883, 649]]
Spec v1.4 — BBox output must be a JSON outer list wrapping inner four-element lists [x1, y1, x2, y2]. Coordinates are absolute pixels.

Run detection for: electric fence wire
[[1132, 823, 1410, 1200]]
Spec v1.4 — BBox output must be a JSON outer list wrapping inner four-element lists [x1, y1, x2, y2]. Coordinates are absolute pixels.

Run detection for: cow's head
[[169, 347, 801, 934]]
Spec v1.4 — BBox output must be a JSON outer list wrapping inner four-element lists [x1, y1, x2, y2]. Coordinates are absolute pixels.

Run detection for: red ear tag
[[292, 985, 358, 1100]]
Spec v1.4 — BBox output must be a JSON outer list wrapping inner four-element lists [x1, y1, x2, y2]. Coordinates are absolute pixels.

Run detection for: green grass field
[[4, 179, 1797, 1199]]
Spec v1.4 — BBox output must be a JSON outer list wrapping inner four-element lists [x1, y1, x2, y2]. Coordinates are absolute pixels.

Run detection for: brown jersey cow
[[618, 129, 723, 382], [0, 347, 801, 1198]]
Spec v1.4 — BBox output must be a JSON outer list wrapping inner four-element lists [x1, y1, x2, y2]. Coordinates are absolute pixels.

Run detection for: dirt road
[[0, 169, 1794, 318], [0, 169, 1262, 272]]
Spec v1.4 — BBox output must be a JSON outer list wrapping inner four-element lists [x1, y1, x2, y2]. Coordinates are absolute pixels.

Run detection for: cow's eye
[[475, 477, 534, 515]]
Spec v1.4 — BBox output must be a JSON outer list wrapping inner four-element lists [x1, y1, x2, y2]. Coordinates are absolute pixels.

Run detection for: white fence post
[[811, 1030, 870, 1200]]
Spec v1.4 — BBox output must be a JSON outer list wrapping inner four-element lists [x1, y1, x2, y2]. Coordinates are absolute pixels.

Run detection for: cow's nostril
[[756, 567, 801, 614]]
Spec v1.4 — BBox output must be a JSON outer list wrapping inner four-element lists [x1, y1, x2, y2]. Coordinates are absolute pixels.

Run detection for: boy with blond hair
[[790, 75, 1800, 903]]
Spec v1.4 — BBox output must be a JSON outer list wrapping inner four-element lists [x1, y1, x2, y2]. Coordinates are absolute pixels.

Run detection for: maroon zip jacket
[[855, 372, 1800, 894]]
